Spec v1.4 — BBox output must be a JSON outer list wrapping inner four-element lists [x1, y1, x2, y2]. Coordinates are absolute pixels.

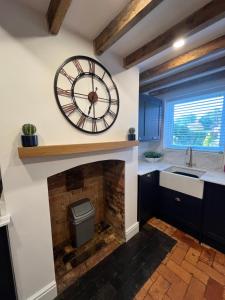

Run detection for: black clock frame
[[54, 55, 119, 134]]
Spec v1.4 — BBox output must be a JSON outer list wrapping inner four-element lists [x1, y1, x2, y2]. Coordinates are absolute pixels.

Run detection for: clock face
[[54, 56, 119, 133]]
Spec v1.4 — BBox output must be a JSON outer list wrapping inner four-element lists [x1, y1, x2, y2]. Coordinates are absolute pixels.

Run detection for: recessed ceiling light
[[173, 38, 185, 49]]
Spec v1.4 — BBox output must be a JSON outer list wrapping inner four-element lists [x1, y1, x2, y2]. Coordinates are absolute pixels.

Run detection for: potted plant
[[21, 124, 38, 147], [144, 151, 163, 163], [128, 127, 136, 140]]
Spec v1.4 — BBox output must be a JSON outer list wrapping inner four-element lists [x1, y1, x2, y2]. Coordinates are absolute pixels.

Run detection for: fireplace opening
[[47, 160, 125, 293]]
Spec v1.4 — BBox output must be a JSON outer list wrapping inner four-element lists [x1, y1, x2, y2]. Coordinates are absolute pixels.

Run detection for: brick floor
[[134, 218, 225, 300]]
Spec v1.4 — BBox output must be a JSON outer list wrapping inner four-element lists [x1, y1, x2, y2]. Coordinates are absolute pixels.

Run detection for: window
[[164, 93, 225, 152]]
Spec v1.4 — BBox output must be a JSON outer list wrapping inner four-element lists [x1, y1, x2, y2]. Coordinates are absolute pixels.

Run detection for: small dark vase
[[128, 133, 136, 141], [21, 135, 38, 147]]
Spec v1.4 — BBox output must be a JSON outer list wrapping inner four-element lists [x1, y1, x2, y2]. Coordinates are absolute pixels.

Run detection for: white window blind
[[164, 93, 225, 151]]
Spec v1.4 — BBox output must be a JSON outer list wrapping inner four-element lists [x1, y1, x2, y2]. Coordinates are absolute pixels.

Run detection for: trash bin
[[69, 198, 95, 247]]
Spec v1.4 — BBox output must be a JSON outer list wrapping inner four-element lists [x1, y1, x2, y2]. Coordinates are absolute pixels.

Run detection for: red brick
[[205, 278, 224, 300], [181, 260, 209, 285], [149, 275, 170, 299], [167, 260, 192, 284], [143, 294, 154, 300], [197, 261, 225, 285], [214, 252, 225, 266], [199, 247, 216, 266], [170, 246, 188, 265], [157, 264, 180, 285], [185, 247, 201, 265], [172, 231, 201, 252], [167, 279, 188, 300], [184, 277, 205, 300]]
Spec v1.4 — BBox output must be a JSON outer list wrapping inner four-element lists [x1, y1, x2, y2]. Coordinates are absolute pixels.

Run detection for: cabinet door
[[0, 227, 17, 299], [159, 187, 202, 238], [203, 182, 225, 253], [138, 171, 159, 227], [139, 94, 162, 141]]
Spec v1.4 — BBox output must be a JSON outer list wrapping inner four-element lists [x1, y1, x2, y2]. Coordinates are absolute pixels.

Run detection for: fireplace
[[47, 160, 125, 292]]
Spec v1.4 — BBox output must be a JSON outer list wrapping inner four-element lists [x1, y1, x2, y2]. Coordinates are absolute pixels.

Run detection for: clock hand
[[88, 103, 93, 115], [74, 92, 89, 98], [92, 75, 94, 92], [74, 95, 88, 100], [93, 102, 96, 118], [88, 87, 98, 115]]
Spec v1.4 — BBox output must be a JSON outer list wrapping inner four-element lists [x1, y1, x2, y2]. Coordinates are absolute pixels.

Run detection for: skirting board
[[27, 281, 57, 300], [125, 222, 139, 241]]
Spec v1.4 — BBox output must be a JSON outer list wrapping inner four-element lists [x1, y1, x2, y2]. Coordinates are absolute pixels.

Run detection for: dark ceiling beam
[[47, 0, 72, 34], [124, 0, 225, 68], [149, 69, 225, 97], [140, 56, 225, 93], [140, 34, 225, 82], [94, 0, 163, 55]]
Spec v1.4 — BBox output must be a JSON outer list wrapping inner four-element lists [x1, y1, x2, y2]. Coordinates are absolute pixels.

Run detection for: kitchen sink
[[160, 166, 205, 199], [164, 166, 206, 178], [173, 171, 199, 178]]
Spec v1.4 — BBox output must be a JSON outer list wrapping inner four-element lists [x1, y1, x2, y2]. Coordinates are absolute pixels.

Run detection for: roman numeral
[[101, 71, 105, 80], [59, 68, 74, 84], [89, 61, 95, 73], [111, 99, 118, 105], [62, 103, 76, 116], [73, 59, 84, 74], [107, 110, 116, 119], [92, 119, 97, 132], [102, 117, 109, 128], [77, 115, 86, 128], [57, 87, 72, 98]]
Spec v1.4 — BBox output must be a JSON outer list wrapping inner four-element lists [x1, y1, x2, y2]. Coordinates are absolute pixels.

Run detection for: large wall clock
[[54, 55, 119, 133]]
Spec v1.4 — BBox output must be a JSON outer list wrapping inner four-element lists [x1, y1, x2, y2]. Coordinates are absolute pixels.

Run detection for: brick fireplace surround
[[48, 160, 125, 247], [48, 160, 125, 291]]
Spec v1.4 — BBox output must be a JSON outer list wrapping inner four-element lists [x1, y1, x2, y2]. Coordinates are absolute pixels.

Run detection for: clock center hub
[[88, 91, 98, 103]]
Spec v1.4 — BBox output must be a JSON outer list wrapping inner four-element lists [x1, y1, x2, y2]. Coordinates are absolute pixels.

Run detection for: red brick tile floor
[[134, 218, 225, 300]]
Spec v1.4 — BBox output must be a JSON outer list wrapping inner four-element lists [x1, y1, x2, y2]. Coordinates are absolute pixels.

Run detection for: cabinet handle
[[175, 197, 181, 202]]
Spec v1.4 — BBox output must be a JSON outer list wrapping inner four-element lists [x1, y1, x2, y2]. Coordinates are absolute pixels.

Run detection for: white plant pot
[[144, 157, 161, 163]]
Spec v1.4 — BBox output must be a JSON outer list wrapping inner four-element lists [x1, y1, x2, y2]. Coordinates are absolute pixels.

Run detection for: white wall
[[0, 1, 139, 299]]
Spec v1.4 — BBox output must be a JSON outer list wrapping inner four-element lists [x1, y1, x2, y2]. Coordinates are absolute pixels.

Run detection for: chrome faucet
[[186, 147, 193, 167]]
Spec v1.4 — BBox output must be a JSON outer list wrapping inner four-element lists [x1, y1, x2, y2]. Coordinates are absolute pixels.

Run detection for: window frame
[[164, 92, 225, 152]]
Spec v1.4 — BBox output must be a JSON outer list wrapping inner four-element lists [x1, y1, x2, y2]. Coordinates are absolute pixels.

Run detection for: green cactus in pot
[[21, 123, 38, 147], [22, 124, 37, 136]]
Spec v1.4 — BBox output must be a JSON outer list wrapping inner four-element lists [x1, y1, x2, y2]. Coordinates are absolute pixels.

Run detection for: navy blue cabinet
[[0, 226, 17, 299], [138, 171, 159, 227], [203, 182, 225, 253], [158, 187, 202, 239], [139, 94, 162, 142]]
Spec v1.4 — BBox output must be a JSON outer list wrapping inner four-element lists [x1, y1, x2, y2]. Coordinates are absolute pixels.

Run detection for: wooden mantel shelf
[[18, 140, 139, 159]]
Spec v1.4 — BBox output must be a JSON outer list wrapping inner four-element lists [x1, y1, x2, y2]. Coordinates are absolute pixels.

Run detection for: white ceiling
[[19, 0, 225, 72]]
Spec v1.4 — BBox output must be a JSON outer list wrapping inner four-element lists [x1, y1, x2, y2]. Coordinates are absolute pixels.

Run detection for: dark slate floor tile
[[55, 224, 176, 300]]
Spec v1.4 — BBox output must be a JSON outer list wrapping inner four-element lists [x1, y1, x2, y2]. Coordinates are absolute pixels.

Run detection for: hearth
[[47, 160, 125, 293]]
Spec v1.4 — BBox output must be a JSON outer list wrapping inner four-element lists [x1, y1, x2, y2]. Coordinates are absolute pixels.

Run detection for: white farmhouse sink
[[165, 166, 206, 178], [160, 166, 205, 199]]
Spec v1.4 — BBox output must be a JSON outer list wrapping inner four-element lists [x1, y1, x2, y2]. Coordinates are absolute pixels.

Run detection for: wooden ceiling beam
[[94, 0, 163, 55], [149, 70, 225, 97], [140, 56, 225, 93], [47, 0, 72, 34], [140, 34, 225, 82], [124, 0, 225, 68]]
